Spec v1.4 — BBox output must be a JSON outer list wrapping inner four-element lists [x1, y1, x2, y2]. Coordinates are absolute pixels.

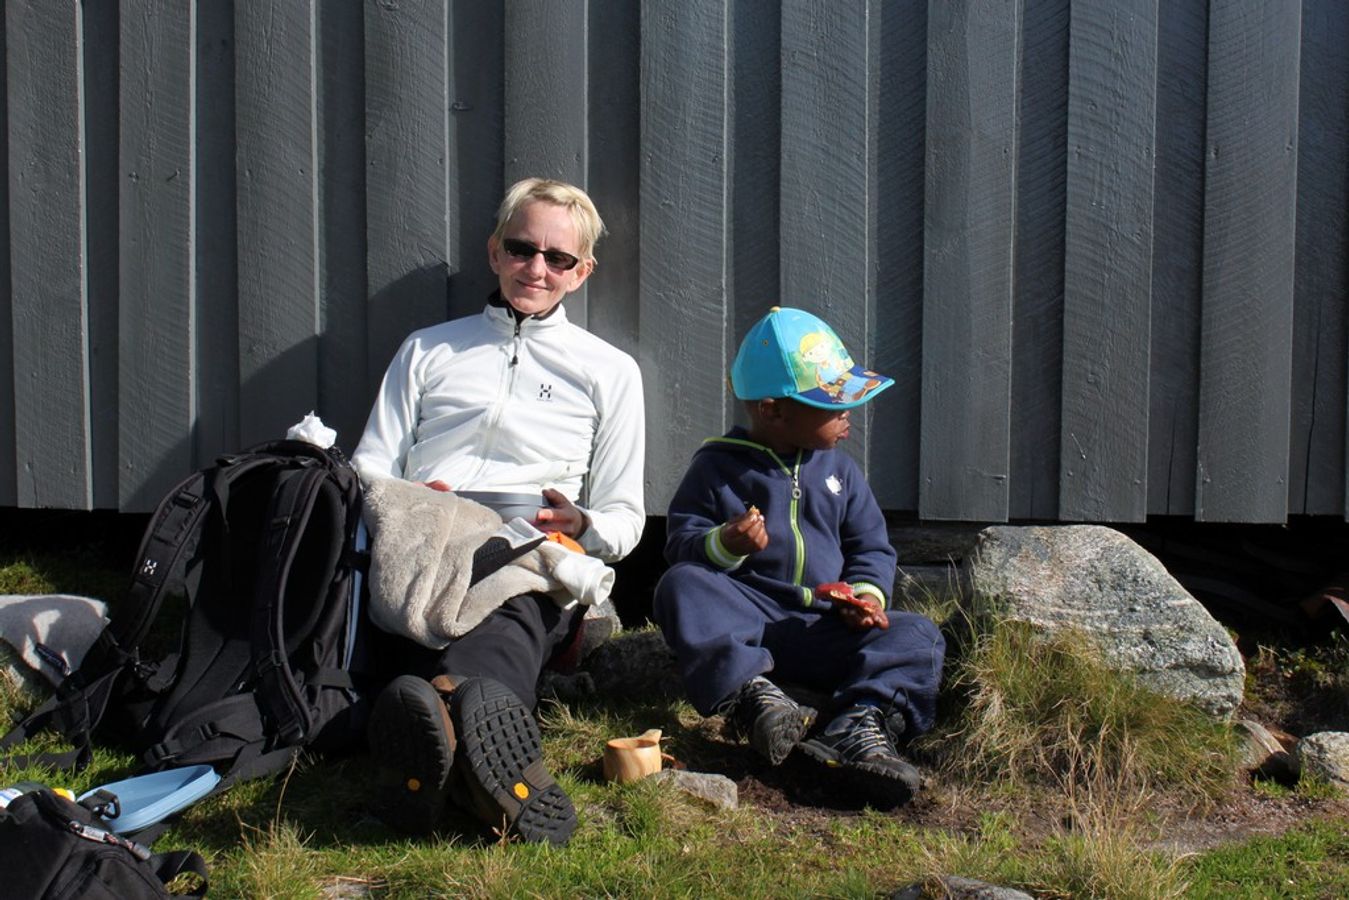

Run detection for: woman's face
[[488, 200, 593, 316]]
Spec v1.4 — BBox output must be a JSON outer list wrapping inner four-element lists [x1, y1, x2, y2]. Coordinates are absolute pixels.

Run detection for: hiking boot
[[798, 704, 920, 807], [447, 676, 577, 845], [367, 674, 458, 834], [718, 675, 817, 765]]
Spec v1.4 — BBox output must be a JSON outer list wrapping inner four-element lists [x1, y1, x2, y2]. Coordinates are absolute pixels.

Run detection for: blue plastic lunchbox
[[78, 765, 220, 834]]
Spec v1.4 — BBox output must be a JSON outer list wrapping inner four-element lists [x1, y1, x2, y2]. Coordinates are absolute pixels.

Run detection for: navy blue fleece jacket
[[663, 426, 896, 611]]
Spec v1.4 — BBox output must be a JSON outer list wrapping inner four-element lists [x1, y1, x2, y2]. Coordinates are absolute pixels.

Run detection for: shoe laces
[[718, 676, 797, 733], [828, 705, 897, 763]]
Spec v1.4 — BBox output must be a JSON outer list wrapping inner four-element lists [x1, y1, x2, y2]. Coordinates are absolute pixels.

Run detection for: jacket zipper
[[704, 437, 808, 601], [467, 315, 523, 485]]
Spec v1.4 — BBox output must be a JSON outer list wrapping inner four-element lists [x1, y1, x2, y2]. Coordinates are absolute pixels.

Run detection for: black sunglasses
[[500, 238, 581, 272]]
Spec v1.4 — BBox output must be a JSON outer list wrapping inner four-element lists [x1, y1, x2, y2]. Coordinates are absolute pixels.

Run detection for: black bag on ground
[[0, 789, 207, 899], [2, 439, 376, 794]]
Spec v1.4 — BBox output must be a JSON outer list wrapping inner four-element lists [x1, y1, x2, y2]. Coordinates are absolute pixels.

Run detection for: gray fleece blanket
[[363, 477, 614, 649]]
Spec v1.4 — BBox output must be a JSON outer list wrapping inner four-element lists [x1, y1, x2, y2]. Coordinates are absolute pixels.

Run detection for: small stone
[[1295, 731, 1349, 788], [1235, 719, 1298, 781], [892, 875, 1035, 900], [650, 769, 738, 810]]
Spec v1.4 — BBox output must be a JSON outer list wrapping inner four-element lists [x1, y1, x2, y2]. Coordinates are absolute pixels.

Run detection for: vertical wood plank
[[920, 0, 1019, 522], [364, 0, 452, 393], [1147, 0, 1207, 516], [1290, 0, 1348, 515], [1008, 0, 1068, 520], [8, 0, 90, 507], [503, 0, 586, 185], [503, 0, 589, 325], [446, 1, 503, 321], [1195, 0, 1300, 522], [235, 0, 318, 448], [316, 0, 369, 452], [586, 0, 643, 356], [0, 1, 13, 505], [873, 0, 927, 512], [118, 0, 193, 510], [195, 0, 239, 466], [780, 0, 877, 472], [640, 0, 729, 505], [728, 0, 781, 374], [1058, 0, 1157, 522], [84, 0, 118, 508]]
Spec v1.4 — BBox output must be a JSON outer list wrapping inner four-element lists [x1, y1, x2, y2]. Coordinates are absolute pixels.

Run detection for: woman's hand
[[536, 488, 588, 538], [719, 505, 768, 557]]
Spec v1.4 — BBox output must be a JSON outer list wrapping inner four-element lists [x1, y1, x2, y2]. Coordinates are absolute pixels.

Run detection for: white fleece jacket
[[352, 301, 646, 562]]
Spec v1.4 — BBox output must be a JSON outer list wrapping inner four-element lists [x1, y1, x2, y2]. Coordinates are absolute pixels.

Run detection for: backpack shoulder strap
[[250, 463, 334, 745]]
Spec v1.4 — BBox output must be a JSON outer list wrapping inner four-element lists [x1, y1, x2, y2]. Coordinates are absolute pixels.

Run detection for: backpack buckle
[[255, 650, 286, 677], [146, 741, 178, 765]]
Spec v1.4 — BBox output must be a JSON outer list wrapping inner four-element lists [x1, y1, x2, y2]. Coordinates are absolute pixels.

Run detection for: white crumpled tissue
[[286, 411, 337, 449]]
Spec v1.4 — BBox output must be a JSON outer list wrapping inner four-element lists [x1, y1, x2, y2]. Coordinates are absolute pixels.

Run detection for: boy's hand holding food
[[720, 504, 768, 556], [817, 581, 890, 630]]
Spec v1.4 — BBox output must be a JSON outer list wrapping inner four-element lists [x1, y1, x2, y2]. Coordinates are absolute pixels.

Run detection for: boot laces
[[832, 705, 897, 762]]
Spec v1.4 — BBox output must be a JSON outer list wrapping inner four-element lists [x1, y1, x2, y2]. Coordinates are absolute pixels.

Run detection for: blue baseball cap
[[730, 306, 894, 410]]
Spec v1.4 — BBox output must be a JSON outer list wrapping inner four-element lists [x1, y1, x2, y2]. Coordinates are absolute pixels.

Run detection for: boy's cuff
[[704, 527, 748, 571], [850, 582, 887, 610]]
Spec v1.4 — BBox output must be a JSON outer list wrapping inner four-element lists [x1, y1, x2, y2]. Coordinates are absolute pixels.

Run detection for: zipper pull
[[511, 319, 521, 366]]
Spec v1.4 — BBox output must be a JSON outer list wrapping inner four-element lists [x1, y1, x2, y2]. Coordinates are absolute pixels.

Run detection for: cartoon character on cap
[[797, 330, 883, 404]]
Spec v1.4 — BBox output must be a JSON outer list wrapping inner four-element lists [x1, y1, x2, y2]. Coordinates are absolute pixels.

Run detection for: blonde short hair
[[491, 178, 606, 263]]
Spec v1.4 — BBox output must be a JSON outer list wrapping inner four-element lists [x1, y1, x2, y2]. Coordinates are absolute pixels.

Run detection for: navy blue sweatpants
[[653, 561, 945, 735]]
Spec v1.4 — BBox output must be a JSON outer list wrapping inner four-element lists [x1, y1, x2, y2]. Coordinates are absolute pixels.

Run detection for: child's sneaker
[[798, 704, 920, 807], [446, 676, 577, 845], [367, 674, 459, 833], [718, 675, 817, 765]]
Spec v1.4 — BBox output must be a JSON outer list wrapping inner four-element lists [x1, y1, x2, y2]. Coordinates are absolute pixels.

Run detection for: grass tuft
[[921, 617, 1238, 802]]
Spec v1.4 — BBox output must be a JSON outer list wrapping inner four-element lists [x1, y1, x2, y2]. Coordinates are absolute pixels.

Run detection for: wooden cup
[[602, 729, 663, 784]]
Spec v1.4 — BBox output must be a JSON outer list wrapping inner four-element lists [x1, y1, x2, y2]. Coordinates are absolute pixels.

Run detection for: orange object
[[817, 581, 889, 629], [546, 531, 586, 555]]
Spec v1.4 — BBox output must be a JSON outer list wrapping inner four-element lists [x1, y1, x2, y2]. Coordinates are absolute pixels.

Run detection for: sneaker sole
[[450, 677, 577, 845], [368, 675, 457, 833], [755, 704, 818, 766], [797, 739, 919, 808]]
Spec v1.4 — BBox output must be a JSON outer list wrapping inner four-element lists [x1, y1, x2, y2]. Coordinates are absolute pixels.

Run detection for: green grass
[[1182, 818, 1349, 899], [2, 548, 1347, 899]]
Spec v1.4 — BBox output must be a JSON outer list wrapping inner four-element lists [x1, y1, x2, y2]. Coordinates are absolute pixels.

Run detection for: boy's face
[[765, 398, 852, 451]]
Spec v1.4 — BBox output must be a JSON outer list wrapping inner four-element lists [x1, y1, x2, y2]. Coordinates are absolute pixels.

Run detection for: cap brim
[[791, 365, 895, 410]]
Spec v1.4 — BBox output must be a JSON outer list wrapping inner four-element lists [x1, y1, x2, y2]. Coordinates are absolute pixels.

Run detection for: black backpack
[[2, 439, 376, 795], [0, 789, 208, 899]]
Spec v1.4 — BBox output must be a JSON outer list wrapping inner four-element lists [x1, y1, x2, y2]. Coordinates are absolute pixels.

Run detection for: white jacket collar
[[483, 295, 570, 334]]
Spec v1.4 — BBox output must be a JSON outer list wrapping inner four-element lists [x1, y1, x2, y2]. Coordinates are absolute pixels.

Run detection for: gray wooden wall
[[1, 0, 1345, 524]]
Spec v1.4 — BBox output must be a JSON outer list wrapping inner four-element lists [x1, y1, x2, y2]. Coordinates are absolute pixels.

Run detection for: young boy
[[653, 306, 944, 805]]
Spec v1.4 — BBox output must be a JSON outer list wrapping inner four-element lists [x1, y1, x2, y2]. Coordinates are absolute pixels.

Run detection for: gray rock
[[962, 525, 1245, 718], [650, 768, 738, 810], [892, 875, 1034, 900], [580, 599, 622, 660], [1295, 731, 1349, 788], [1235, 719, 1298, 781]]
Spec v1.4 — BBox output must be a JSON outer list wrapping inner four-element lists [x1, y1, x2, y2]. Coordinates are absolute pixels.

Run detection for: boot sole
[[797, 738, 919, 808], [367, 675, 456, 833], [450, 677, 577, 845], [755, 704, 818, 765]]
